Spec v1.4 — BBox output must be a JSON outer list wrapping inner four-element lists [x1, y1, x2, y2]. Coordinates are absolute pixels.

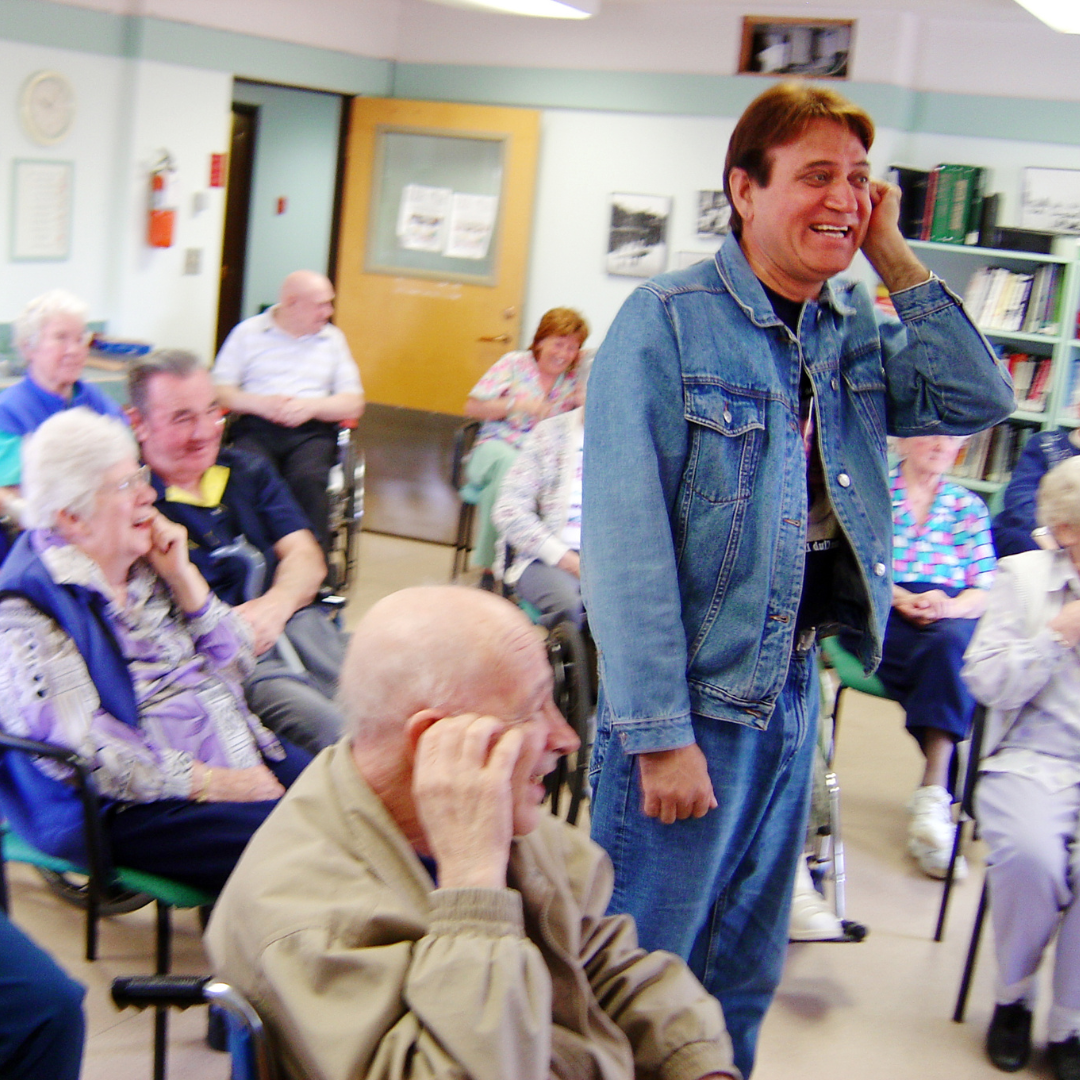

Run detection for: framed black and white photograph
[[1021, 167, 1080, 235], [696, 190, 731, 238], [738, 17, 854, 79], [606, 192, 671, 278]]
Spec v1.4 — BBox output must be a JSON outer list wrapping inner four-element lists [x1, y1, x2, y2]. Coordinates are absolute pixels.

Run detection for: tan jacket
[[206, 740, 736, 1080]]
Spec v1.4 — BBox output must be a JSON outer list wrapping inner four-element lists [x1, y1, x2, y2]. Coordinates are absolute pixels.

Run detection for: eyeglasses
[[106, 464, 151, 494], [161, 406, 227, 432]]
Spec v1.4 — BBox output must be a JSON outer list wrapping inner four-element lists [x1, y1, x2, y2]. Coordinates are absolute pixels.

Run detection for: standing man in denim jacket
[[582, 81, 1014, 1078]]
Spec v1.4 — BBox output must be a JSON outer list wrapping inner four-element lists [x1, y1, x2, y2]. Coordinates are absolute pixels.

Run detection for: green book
[[928, 167, 956, 242]]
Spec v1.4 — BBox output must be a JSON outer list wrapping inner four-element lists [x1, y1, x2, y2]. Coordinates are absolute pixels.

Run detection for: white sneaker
[[908, 785, 967, 881], [789, 857, 844, 941]]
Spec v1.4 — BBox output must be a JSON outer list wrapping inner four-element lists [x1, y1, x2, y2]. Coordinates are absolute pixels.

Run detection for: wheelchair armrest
[[209, 539, 267, 603], [112, 974, 213, 1011], [0, 731, 87, 772]]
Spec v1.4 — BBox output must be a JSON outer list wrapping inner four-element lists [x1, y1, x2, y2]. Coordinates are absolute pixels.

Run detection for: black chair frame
[[450, 419, 481, 582], [0, 732, 214, 1080]]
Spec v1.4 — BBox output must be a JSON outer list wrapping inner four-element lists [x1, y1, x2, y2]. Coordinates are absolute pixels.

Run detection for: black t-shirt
[[761, 283, 840, 632]]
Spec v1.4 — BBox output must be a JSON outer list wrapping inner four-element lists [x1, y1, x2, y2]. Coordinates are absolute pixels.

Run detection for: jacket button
[[723, 409, 733, 423], [831, 377, 839, 391], [837, 472, 851, 487], [874, 562, 886, 576]]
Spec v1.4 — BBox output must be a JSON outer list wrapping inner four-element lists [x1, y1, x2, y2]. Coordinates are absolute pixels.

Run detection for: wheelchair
[[221, 413, 365, 594], [497, 544, 597, 826], [326, 418, 365, 592], [113, 975, 274, 1080]]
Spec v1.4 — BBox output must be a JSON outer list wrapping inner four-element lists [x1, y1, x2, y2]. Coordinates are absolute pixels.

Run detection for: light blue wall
[[231, 80, 343, 320]]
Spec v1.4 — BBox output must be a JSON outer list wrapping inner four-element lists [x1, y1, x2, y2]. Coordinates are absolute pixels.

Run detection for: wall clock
[[20, 70, 76, 146]]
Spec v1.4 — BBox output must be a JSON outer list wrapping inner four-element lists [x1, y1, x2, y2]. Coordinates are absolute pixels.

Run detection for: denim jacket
[[581, 233, 1014, 754]]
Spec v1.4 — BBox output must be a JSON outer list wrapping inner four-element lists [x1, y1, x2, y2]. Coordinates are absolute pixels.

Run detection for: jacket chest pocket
[[683, 386, 766, 504]]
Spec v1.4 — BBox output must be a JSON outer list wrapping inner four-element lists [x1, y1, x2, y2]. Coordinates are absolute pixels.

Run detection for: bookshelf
[[904, 238, 1080, 495]]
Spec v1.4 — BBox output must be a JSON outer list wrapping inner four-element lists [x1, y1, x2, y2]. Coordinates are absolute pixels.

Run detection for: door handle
[[478, 334, 512, 344]]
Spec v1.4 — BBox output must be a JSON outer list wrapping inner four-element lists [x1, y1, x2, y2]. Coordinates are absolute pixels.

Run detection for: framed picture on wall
[[1021, 167, 1080, 235], [10, 159, 74, 261], [696, 190, 731, 238], [606, 193, 671, 278], [738, 17, 854, 79]]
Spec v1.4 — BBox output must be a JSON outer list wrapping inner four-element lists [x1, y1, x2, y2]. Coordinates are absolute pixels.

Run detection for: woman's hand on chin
[[148, 512, 210, 613]]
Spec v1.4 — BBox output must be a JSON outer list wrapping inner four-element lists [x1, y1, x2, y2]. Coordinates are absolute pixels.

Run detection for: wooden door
[[216, 103, 258, 352], [334, 99, 540, 415]]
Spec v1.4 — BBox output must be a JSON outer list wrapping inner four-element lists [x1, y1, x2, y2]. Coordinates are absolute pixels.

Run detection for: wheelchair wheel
[[546, 620, 594, 826], [35, 867, 152, 915], [327, 429, 365, 592]]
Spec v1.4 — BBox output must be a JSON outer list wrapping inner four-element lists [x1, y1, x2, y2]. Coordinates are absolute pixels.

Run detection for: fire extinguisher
[[148, 151, 176, 248]]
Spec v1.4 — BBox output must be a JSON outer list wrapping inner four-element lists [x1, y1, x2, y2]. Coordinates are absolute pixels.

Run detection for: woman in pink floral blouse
[[462, 308, 589, 576]]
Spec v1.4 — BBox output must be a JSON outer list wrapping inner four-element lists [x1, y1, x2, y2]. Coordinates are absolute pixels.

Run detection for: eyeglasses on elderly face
[[103, 464, 151, 494]]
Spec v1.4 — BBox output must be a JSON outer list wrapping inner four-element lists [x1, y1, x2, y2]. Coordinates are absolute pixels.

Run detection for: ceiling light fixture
[[424, 0, 598, 18], [1012, 0, 1080, 33]]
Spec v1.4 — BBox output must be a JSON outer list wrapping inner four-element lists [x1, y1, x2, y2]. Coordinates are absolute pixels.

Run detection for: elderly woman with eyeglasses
[[0, 290, 125, 531], [962, 455, 1080, 1080], [0, 409, 310, 895]]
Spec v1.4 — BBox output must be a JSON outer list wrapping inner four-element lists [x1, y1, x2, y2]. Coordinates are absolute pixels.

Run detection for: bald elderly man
[[207, 587, 737, 1080], [214, 271, 364, 551]]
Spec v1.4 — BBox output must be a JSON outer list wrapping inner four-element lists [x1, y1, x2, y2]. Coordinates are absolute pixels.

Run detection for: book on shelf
[[1066, 357, 1080, 416], [963, 264, 1062, 335], [997, 349, 1053, 412], [887, 165, 931, 240], [914, 164, 987, 245], [952, 423, 1032, 484]]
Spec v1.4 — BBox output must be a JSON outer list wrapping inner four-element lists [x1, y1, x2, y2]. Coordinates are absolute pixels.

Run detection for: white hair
[[22, 409, 138, 529], [1037, 455, 1080, 532], [13, 290, 90, 355]]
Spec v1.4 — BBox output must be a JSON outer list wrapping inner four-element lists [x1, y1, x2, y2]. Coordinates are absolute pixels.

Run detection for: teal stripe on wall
[[392, 64, 921, 131], [137, 19, 392, 96], [0, 0, 391, 95], [1, 0, 1078, 145], [911, 91, 1080, 147], [0, 0, 129, 56]]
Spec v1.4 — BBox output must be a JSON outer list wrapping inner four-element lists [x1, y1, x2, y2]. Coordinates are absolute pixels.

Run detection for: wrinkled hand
[[196, 763, 284, 803], [863, 178, 902, 246], [253, 394, 291, 422], [861, 178, 929, 292], [234, 595, 291, 655], [557, 550, 581, 578], [512, 394, 550, 420], [413, 713, 528, 889], [638, 743, 717, 825], [272, 397, 316, 427], [1049, 598, 1080, 648], [146, 512, 191, 583], [895, 589, 952, 626]]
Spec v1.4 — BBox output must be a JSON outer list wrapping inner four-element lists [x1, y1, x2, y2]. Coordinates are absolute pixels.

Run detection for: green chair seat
[[2, 825, 214, 910], [820, 635, 888, 699]]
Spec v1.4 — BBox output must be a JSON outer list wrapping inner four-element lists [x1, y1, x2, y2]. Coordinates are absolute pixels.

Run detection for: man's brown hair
[[723, 81, 875, 236]]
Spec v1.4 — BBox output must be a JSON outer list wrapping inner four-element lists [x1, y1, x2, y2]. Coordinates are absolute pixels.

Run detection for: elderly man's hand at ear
[[412, 714, 527, 890]]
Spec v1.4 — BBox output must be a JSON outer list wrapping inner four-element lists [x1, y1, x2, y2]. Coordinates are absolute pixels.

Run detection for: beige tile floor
[[3, 531, 1054, 1079]]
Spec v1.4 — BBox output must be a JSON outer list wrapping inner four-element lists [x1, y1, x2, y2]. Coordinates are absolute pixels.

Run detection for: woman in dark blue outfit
[[0, 910, 85, 1080], [859, 435, 996, 880]]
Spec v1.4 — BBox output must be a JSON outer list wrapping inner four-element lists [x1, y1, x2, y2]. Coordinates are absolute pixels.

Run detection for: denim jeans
[[589, 650, 818, 1078]]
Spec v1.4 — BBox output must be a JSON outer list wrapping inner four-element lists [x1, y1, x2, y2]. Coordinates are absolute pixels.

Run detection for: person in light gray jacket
[[962, 455, 1080, 1080], [492, 407, 585, 629]]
